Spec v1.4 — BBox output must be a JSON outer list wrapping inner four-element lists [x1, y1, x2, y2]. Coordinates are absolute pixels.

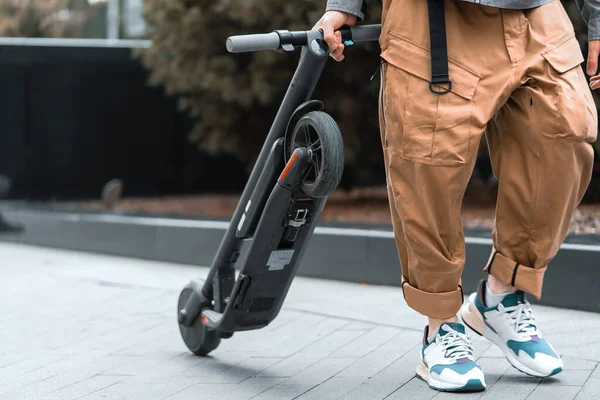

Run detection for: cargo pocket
[[542, 35, 598, 143], [380, 33, 481, 166]]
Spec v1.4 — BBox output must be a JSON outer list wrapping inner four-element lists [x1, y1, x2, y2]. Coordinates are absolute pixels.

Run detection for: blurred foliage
[[139, 0, 598, 189], [138, 0, 384, 185], [0, 0, 106, 38]]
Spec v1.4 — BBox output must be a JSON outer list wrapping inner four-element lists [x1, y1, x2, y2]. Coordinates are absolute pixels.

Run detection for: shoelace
[[438, 328, 475, 360], [498, 301, 540, 336]]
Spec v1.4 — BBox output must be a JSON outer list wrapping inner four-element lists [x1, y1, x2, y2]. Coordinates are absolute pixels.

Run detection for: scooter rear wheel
[[177, 282, 221, 356], [286, 111, 344, 198]]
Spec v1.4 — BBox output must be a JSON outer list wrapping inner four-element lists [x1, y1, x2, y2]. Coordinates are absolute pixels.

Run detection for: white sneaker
[[416, 322, 486, 392], [461, 280, 563, 377]]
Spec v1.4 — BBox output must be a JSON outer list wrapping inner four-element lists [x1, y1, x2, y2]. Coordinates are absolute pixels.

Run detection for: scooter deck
[[200, 146, 326, 333]]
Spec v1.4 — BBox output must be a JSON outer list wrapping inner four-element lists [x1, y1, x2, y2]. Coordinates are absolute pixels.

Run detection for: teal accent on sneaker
[[549, 367, 563, 376], [499, 291, 524, 307], [507, 339, 558, 359], [474, 295, 488, 315], [433, 379, 486, 393], [439, 322, 466, 335], [430, 360, 480, 375], [475, 291, 538, 331]]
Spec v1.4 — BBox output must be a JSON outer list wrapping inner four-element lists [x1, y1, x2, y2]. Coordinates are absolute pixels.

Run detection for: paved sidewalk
[[1, 243, 600, 400]]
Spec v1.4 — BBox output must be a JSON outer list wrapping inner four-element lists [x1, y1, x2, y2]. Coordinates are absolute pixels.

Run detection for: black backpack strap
[[427, 0, 452, 95]]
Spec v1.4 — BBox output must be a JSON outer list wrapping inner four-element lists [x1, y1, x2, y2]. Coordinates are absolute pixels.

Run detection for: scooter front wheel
[[177, 282, 221, 356], [286, 111, 344, 198]]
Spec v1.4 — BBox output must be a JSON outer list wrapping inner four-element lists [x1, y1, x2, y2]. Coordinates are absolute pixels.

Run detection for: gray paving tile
[[33, 375, 124, 400], [473, 342, 493, 361], [536, 313, 600, 336], [203, 377, 285, 400], [526, 385, 581, 400], [374, 329, 423, 354], [591, 364, 600, 379], [3, 244, 600, 400], [479, 372, 541, 400], [0, 353, 38, 369], [295, 377, 368, 400], [100, 351, 186, 376], [336, 350, 404, 378], [500, 366, 544, 382], [562, 357, 598, 371], [290, 356, 359, 383], [218, 314, 324, 354], [250, 381, 316, 400], [255, 321, 393, 380], [256, 352, 330, 379], [332, 326, 402, 358], [1, 352, 130, 396], [162, 383, 232, 400], [339, 345, 421, 400], [559, 344, 600, 362], [575, 378, 600, 400], [0, 353, 69, 378], [81, 378, 201, 400], [176, 356, 284, 383], [338, 321, 378, 331], [434, 389, 485, 400], [542, 369, 592, 386], [385, 377, 437, 400], [476, 357, 511, 388], [255, 317, 350, 357], [480, 345, 506, 358], [136, 351, 249, 382], [544, 330, 600, 349], [256, 357, 359, 399], [302, 321, 374, 354]]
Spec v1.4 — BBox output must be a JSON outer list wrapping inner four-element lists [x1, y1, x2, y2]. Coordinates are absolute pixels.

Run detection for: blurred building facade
[[0, 0, 147, 39]]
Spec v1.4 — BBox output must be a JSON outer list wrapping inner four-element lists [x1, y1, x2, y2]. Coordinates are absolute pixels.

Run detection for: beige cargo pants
[[379, 0, 597, 319]]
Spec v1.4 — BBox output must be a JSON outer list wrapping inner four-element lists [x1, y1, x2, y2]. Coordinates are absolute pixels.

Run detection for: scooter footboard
[[203, 148, 327, 332]]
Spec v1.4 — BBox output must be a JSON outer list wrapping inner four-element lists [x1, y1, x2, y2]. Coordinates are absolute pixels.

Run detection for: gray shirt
[[326, 0, 600, 40]]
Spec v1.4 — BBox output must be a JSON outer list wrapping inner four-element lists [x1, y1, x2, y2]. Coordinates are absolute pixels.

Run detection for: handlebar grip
[[349, 24, 382, 43], [226, 32, 281, 53]]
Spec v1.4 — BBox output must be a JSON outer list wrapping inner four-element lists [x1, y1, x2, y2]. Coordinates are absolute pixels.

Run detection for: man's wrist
[[325, 6, 364, 21], [589, 17, 600, 42]]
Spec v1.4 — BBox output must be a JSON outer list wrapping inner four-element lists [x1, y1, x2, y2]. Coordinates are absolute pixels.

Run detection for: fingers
[[330, 31, 345, 62], [324, 21, 346, 62], [591, 74, 600, 90], [322, 17, 338, 54], [587, 40, 600, 76], [331, 45, 345, 62], [314, 11, 349, 62]]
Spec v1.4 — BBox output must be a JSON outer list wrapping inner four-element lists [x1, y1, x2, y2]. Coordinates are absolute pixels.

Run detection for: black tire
[[285, 111, 344, 198], [177, 282, 221, 356]]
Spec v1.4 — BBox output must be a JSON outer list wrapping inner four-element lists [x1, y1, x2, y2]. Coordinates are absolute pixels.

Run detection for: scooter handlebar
[[226, 24, 381, 54], [348, 24, 381, 43], [226, 32, 281, 53]]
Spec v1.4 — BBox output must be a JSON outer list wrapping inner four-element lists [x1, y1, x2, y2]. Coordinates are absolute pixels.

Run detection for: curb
[[1, 206, 598, 312]]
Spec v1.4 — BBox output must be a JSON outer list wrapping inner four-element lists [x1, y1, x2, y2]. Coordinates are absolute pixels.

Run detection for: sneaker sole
[[415, 358, 486, 392], [460, 294, 563, 378]]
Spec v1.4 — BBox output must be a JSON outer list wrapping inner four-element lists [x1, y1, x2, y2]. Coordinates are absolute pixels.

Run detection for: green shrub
[[139, 0, 384, 185]]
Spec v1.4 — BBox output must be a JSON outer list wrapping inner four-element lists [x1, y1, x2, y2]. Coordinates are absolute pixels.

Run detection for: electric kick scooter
[[177, 24, 382, 355]]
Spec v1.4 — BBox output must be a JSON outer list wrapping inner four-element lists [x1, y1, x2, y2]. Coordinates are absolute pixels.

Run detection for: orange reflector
[[279, 152, 298, 181], [201, 315, 209, 324]]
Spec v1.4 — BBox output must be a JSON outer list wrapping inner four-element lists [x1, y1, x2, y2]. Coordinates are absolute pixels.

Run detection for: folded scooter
[[177, 24, 382, 355]]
